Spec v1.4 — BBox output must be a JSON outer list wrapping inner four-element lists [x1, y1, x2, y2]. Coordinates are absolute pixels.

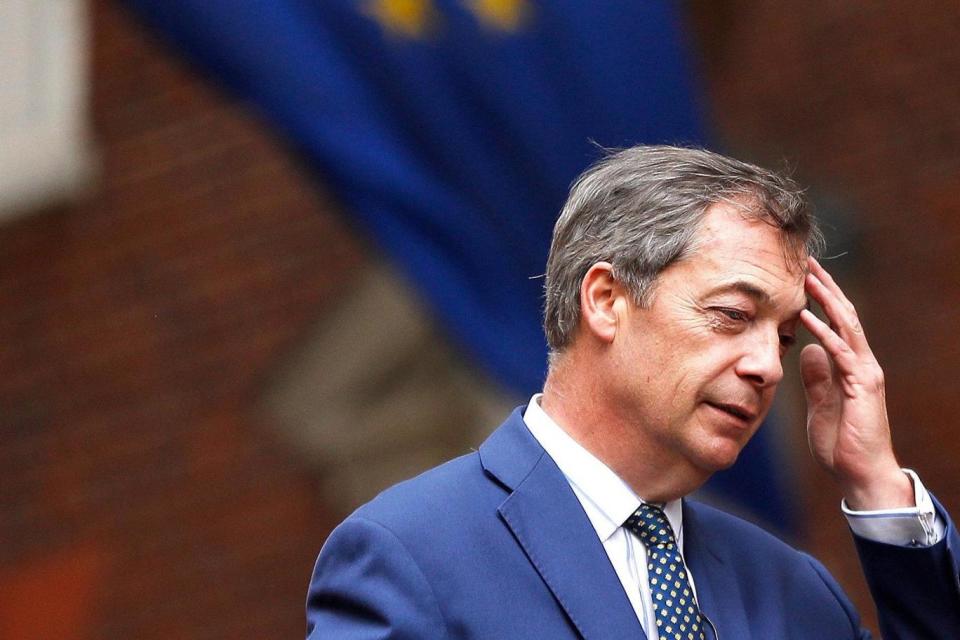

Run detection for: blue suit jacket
[[306, 409, 960, 638]]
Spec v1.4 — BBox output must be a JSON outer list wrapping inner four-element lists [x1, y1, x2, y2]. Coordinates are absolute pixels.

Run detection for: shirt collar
[[523, 394, 683, 543]]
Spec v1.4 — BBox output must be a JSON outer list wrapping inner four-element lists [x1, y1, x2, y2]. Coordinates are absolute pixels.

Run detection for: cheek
[[670, 352, 739, 408], [675, 349, 727, 385], [661, 368, 706, 415]]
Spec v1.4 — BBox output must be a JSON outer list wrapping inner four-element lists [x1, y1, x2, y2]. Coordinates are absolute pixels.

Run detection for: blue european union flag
[[126, 0, 794, 531]]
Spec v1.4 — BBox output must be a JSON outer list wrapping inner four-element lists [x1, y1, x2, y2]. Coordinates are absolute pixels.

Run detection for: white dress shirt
[[523, 395, 944, 639]]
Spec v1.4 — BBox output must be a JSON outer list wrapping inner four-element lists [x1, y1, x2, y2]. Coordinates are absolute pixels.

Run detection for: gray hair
[[543, 145, 823, 353]]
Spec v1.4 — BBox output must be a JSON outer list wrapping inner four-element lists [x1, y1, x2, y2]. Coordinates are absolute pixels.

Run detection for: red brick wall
[[0, 2, 363, 637]]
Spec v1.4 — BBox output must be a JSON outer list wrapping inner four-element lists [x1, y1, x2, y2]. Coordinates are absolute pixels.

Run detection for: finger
[[802, 308, 886, 401], [800, 309, 862, 395], [805, 272, 871, 353], [800, 308, 853, 360], [799, 343, 833, 405], [807, 257, 856, 314]]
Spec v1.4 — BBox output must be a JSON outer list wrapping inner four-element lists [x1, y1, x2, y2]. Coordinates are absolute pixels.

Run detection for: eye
[[779, 334, 797, 349], [716, 308, 748, 322]]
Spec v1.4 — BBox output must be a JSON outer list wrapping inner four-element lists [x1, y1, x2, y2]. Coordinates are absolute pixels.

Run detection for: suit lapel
[[683, 501, 751, 639], [480, 411, 645, 640]]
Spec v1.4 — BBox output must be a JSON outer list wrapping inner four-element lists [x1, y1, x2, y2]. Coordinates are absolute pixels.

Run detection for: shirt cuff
[[842, 469, 945, 547]]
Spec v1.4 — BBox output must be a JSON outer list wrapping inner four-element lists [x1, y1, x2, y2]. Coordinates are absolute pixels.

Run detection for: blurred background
[[2, 1, 958, 638]]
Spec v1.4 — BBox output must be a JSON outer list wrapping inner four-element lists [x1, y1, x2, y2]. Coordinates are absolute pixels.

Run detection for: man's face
[[607, 201, 808, 475]]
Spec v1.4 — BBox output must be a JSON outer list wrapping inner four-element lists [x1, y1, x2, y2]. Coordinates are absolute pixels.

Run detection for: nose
[[734, 328, 784, 388]]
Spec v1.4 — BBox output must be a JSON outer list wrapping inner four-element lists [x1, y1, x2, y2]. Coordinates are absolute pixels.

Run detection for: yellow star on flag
[[363, 0, 438, 38], [464, 0, 531, 32]]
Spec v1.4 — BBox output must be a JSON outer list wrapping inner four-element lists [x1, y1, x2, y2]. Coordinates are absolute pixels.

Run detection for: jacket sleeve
[[853, 495, 960, 639], [306, 515, 448, 639]]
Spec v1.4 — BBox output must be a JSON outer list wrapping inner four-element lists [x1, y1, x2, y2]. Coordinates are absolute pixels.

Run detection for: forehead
[[680, 202, 807, 308]]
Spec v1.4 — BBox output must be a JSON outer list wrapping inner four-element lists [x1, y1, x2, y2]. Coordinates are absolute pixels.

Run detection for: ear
[[579, 262, 626, 344]]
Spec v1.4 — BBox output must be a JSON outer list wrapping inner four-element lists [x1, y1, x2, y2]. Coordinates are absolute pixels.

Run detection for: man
[[306, 146, 960, 638]]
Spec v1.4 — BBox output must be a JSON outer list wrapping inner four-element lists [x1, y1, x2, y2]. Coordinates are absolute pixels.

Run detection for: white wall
[[0, 0, 94, 220]]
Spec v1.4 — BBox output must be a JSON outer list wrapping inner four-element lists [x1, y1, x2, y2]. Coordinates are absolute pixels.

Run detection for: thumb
[[800, 343, 833, 405]]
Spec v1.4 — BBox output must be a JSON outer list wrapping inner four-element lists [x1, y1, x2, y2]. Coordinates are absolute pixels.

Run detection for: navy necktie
[[624, 504, 706, 640]]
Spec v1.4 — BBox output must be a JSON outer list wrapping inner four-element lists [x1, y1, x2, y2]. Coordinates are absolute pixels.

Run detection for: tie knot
[[625, 503, 677, 549]]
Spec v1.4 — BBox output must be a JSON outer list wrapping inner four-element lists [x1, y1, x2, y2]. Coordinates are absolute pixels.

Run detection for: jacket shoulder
[[347, 450, 502, 540]]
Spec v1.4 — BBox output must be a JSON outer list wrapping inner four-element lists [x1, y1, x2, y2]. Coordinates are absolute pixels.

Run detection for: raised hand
[[799, 256, 914, 510]]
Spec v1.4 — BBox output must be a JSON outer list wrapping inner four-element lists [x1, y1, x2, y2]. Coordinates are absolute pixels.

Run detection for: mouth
[[704, 401, 757, 424]]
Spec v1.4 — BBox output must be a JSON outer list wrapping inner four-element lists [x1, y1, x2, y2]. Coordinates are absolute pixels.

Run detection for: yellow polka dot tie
[[625, 504, 705, 640]]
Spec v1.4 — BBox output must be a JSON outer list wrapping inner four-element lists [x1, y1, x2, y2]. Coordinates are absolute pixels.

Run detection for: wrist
[[841, 465, 915, 511]]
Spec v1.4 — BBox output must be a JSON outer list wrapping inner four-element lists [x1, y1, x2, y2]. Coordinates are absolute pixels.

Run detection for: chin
[[693, 438, 745, 472]]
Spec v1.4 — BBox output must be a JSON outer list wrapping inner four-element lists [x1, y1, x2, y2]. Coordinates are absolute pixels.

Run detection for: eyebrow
[[706, 281, 772, 304], [706, 280, 810, 316]]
